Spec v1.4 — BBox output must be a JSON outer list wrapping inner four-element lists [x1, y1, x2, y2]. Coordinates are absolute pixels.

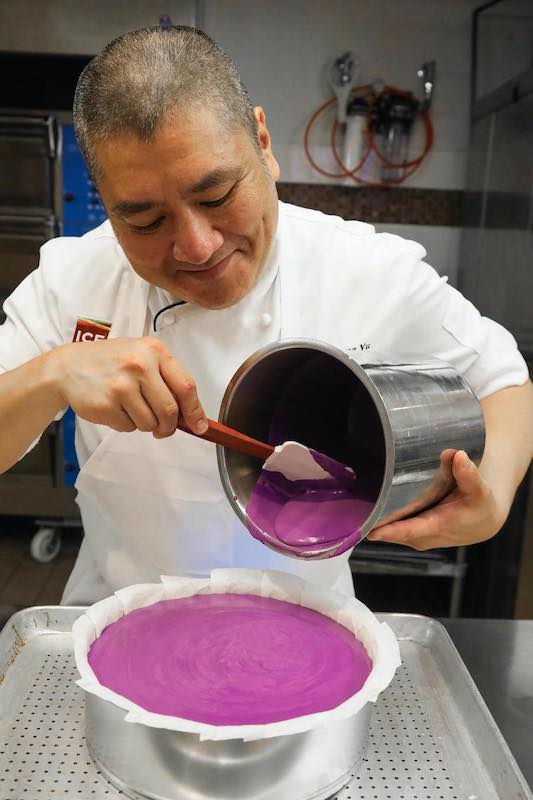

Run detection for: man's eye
[[201, 186, 235, 208], [130, 217, 164, 233]]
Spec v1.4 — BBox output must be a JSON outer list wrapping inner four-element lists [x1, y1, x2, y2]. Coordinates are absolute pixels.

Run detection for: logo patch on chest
[[72, 318, 112, 342]]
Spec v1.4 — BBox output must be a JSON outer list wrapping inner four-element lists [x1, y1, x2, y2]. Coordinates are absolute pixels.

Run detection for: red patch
[[72, 319, 111, 343]]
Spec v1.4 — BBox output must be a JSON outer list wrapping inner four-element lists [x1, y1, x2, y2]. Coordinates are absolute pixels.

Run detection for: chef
[[0, 26, 531, 604]]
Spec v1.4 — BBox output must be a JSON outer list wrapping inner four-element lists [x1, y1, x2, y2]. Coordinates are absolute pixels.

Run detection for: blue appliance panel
[[61, 123, 107, 236]]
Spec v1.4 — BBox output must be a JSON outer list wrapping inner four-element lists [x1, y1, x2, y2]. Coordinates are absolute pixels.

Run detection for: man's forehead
[[95, 116, 251, 199], [96, 111, 250, 167]]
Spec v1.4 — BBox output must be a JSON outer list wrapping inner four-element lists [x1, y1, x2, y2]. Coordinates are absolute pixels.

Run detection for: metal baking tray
[[0, 608, 530, 800]]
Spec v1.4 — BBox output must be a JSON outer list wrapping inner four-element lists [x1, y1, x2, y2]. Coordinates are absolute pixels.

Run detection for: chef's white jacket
[[0, 202, 528, 603]]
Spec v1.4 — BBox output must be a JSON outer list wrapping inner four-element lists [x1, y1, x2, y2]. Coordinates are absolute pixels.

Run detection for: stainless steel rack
[[0, 607, 530, 800]]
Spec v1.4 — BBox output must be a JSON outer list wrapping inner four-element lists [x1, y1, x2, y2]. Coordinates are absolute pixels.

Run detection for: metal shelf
[[350, 557, 466, 577], [350, 543, 467, 617]]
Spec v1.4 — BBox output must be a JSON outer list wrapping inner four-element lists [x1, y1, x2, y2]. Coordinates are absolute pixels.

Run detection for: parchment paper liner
[[72, 568, 401, 742]]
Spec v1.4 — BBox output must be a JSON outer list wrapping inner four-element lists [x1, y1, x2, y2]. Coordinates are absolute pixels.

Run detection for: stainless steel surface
[[350, 544, 467, 576], [86, 695, 370, 800], [0, 214, 57, 307], [0, 413, 79, 519], [0, 608, 530, 799], [0, 114, 57, 214], [442, 617, 533, 789], [0, 479, 80, 517], [0, 114, 59, 323], [218, 341, 485, 557], [0, 113, 78, 524]]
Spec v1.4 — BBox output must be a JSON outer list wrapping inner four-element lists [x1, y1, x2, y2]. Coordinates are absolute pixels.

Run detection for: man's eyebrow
[[111, 200, 159, 218], [110, 168, 242, 217], [189, 167, 242, 194]]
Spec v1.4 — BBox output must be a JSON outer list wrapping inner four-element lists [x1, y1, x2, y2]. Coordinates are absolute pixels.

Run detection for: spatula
[[176, 417, 352, 483]]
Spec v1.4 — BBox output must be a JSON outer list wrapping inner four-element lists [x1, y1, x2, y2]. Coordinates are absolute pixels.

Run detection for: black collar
[[153, 299, 187, 333]]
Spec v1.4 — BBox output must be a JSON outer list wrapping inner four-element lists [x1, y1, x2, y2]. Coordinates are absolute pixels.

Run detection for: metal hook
[[417, 61, 436, 111], [333, 52, 355, 87]]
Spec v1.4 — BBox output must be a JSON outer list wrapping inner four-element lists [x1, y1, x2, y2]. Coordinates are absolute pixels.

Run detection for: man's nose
[[171, 211, 224, 265]]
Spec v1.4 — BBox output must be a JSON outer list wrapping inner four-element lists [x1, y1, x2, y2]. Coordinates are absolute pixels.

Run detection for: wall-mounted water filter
[[305, 56, 436, 186]]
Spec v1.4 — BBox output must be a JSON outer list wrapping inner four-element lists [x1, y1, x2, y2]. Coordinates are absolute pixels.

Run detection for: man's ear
[[254, 106, 280, 181]]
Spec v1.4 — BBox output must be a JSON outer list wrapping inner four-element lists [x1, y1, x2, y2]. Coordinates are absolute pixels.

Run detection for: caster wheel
[[31, 527, 61, 563]]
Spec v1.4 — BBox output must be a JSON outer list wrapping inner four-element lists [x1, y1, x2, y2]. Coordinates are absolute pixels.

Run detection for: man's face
[[95, 107, 280, 308]]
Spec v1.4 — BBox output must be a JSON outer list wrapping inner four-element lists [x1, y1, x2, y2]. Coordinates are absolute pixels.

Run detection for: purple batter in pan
[[88, 593, 372, 725]]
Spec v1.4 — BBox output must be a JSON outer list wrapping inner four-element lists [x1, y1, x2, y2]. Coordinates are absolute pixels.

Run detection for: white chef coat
[[0, 202, 528, 604]]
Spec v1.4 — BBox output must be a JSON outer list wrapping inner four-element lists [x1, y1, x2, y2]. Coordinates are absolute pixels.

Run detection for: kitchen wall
[[203, 0, 479, 190], [0, 0, 196, 53], [475, 0, 533, 98], [0, 0, 482, 282], [202, 0, 482, 284]]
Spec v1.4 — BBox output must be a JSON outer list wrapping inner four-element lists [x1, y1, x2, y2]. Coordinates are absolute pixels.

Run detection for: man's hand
[[367, 450, 505, 550], [367, 382, 533, 551], [54, 336, 207, 438]]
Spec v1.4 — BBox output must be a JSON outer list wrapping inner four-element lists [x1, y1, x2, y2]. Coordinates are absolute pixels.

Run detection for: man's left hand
[[366, 450, 506, 550]]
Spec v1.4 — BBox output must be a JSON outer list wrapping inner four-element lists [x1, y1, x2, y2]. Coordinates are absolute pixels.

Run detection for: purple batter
[[246, 448, 374, 557], [244, 353, 381, 558], [88, 593, 372, 725]]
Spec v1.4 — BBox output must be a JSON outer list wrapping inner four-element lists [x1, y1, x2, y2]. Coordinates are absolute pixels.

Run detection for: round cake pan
[[85, 692, 372, 800]]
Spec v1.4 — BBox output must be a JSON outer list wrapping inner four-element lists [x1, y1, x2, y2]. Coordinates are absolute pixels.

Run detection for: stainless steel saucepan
[[217, 340, 485, 556]]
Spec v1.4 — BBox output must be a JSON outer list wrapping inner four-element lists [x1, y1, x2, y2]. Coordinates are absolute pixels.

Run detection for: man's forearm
[[479, 381, 533, 519], [0, 350, 66, 474]]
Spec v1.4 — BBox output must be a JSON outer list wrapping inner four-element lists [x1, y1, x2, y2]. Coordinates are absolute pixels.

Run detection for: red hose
[[303, 96, 347, 180], [304, 86, 434, 187]]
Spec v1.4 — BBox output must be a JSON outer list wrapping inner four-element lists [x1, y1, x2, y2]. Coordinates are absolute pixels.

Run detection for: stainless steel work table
[[0, 608, 531, 798], [442, 617, 533, 790]]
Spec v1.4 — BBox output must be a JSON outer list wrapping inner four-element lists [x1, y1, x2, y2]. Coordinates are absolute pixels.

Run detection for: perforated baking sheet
[[0, 609, 530, 800]]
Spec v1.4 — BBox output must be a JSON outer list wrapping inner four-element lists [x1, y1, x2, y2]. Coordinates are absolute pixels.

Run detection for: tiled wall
[[277, 185, 462, 226]]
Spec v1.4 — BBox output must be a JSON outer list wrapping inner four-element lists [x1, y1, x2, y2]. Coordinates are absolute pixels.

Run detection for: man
[[0, 27, 531, 603]]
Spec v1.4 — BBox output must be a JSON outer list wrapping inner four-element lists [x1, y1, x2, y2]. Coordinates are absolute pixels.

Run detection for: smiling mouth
[[178, 252, 234, 281]]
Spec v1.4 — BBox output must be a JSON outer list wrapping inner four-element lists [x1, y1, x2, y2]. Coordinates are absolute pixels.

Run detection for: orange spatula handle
[[177, 417, 274, 461]]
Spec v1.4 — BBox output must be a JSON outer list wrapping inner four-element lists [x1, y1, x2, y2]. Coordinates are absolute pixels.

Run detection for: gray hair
[[73, 26, 259, 180]]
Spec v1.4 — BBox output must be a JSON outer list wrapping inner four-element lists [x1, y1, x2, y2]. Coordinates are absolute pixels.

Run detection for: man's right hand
[[54, 336, 207, 438]]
